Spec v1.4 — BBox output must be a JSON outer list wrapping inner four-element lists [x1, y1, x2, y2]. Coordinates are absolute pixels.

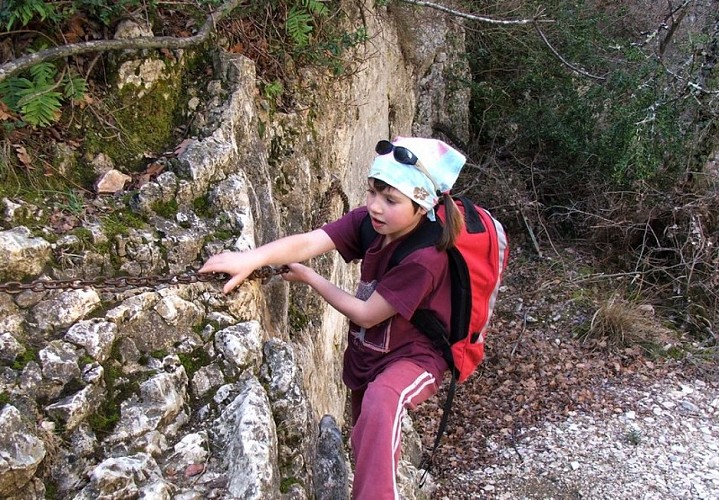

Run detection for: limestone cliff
[[0, 2, 469, 498]]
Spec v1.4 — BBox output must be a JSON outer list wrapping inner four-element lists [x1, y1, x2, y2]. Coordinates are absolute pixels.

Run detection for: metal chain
[[0, 266, 290, 295], [313, 176, 349, 229], [0, 178, 350, 296]]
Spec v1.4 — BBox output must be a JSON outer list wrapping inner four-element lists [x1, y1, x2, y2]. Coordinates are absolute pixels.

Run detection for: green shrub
[[467, 0, 701, 192]]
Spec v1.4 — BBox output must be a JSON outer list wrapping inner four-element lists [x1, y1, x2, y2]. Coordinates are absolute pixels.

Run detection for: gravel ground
[[431, 375, 719, 499]]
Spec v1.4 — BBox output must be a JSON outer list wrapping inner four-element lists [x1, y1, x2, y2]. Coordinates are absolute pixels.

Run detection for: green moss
[[71, 226, 94, 246], [151, 198, 179, 218], [100, 210, 146, 239], [192, 195, 212, 217], [288, 304, 310, 331], [11, 347, 37, 371], [83, 71, 184, 171], [87, 403, 121, 434], [212, 229, 235, 241], [44, 483, 58, 500], [78, 354, 95, 368], [87, 342, 139, 435], [178, 346, 213, 380], [0, 392, 10, 409], [280, 477, 303, 494], [151, 349, 169, 360], [76, 44, 215, 173], [0, 145, 93, 198]]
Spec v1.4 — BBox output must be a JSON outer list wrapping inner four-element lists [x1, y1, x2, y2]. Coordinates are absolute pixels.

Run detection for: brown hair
[[436, 194, 463, 251], [370, 178, 463, 251]]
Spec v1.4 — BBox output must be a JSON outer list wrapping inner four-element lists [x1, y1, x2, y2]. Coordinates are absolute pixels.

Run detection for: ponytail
[[436, 194, 463, 251]]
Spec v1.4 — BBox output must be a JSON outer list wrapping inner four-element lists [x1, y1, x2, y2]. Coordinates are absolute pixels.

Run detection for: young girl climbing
[[199, 136, 466, 500]]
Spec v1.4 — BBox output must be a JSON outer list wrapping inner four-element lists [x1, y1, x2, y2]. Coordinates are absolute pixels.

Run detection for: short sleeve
[[321, 206, 372, 263]]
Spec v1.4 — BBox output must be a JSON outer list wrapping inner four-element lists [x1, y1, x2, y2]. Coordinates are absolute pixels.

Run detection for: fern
[[0, 60, 86, 128], [286, 6, 314, 47], [28, 61, 57, 85], [19, 89, 63, 127], [0, 0, 58, 31], [63, 74, 88, 101], [304, 0, 329, 16], [0, 78, 33, 110]]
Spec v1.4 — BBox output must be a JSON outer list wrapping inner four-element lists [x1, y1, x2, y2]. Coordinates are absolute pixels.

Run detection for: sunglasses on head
[[375, 140, 440, 194], [375, 140, 419, 166]]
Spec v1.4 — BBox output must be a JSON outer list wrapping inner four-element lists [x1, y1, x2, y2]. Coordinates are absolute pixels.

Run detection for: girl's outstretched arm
[[282, 263, 396, 329], [199, 229, 336, 294]]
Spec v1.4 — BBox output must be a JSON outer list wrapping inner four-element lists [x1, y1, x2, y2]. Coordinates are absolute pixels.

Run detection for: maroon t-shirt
[[322, 206, 451, 391]]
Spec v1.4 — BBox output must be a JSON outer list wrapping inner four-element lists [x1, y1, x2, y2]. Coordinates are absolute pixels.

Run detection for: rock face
[[0, 4, 468, 499]]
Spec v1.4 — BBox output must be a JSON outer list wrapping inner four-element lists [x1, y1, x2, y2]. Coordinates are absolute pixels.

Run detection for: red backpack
[[360, 195, 509, 474]]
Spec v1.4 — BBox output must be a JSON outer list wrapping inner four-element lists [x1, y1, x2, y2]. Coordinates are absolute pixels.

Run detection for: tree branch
[[397, 0, 553, 25], [533, 23, 607, 81], [398, 0, 608, 82], [0, 0, 243, 83]]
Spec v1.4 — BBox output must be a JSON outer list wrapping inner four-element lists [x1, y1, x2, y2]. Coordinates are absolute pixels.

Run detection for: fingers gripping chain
[[0, 180, 350, 295], [0, 265, 291, 295]]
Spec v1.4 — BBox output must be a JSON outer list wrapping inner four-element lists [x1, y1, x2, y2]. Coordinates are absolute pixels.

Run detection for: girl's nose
[[367, 198, 381, 215]]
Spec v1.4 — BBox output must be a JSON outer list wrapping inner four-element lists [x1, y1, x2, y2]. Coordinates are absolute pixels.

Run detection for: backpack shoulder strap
[[390, 219, 441, 268], [359, 214, 377, 255], [359, 213, 442, 267], [455, 195, 485, 234]]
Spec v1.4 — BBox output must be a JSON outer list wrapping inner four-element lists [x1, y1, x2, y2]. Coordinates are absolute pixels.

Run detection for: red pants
[[350, 360, 439, 500]]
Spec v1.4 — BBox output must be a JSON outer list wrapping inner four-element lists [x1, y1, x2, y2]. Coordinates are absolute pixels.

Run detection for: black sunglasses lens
[[393, 146, 417, 165], [375, 140, 418, 166], [375, 140, 393, 155]]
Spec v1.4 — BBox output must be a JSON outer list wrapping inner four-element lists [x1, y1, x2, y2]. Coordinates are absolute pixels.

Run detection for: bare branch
[[398, 1, 608, 82], [533, 24, 607, 81], [663, 65, 719, 95], [0, 0, 243, 83], [658, 0, 690, 56], [397, 0, 553, 25], [633, 0, 695, 51]]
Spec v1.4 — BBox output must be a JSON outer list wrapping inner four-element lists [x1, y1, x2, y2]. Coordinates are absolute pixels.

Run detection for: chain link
[[313, 176, 350, 229], [0, 266, 290, 295], [0, 179, 349, 296]]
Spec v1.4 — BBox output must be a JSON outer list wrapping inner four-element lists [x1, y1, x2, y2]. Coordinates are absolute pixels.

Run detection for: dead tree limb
[[397, 0, 553, 26], [398, 0, 608, 82], [0, 0, 243, 83], [533, 24, 607, 81]]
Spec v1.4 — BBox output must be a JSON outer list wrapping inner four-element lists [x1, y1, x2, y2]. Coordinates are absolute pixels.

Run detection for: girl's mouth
[[370, 217, 385, 229]]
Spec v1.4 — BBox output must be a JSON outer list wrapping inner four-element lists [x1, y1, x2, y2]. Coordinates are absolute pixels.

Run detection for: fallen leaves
[[13, 144, 33, 170], [49, 210, 80, 233], [133, 161, 165, 188], [0, 101, 14, 121], [412, 247, 685, 497]]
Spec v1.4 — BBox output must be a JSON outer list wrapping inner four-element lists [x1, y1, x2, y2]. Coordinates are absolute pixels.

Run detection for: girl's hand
[[280, 262, 315, 284], [198, 251, 256, 294]]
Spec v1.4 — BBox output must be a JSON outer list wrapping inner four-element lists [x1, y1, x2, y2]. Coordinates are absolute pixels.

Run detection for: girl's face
[[365, 179, 426, 244]]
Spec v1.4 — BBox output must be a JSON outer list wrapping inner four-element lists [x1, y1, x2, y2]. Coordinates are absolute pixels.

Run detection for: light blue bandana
[[368, 136, 466, 221]]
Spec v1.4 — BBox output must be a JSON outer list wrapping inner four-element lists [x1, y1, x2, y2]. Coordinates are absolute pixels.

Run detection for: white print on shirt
[[350, 279, 391, 353]]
